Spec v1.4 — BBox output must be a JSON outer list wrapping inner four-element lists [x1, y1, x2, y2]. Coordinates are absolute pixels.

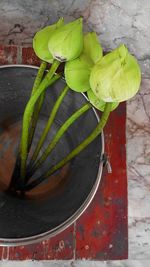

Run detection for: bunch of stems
[[10, 60, 111, 192]]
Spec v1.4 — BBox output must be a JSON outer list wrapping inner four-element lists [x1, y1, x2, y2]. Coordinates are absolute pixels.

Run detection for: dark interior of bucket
[[0, 66, 102, 240]]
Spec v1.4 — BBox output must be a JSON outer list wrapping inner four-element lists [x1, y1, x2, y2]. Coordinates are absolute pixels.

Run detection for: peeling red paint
[[6, 226, 74, 260], [22, 47, 40, 66], [0, 45, 17, 65], [0, 46, 128, 260], [76, 103, 128, 260]]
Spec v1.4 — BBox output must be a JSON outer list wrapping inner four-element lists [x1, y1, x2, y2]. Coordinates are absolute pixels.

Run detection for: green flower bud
[[90, 44, 141, 102], [64, 32, 103, 92], [83, 32, 103, 64], [64, 54, 92, 92], [33, 18, 64, 63], [48, 18, 83, 62], [87, 89, 119, 111]]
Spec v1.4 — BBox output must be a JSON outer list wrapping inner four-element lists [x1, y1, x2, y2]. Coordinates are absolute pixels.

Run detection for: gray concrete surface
[[0, 0, 149, 77]]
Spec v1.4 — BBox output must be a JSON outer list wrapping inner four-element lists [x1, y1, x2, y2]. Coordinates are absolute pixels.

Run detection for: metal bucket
[[0, 65, 104, 246]]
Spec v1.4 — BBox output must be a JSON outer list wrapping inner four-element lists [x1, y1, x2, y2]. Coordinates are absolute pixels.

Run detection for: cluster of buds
[[33, 17, 141, 111], [16, 17, 141, 191]]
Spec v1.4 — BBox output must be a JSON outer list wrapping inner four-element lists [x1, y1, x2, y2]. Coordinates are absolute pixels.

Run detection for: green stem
[[31, 61, 47, 96], [28, 91, 46, 150], [13, 62, 47, 187], [20, 59, 60, 181], [25, 102, 111, 190], [31, 102, 92, 173], [30, 85, 69, 164], [28, 61, 47, 150]]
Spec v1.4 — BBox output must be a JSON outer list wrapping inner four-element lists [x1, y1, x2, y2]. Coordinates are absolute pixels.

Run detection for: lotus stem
[[9, 61, 47, 189], [31, 61, 47, 96], [25, 102, 112, 191], [28, 61, 47, 150], [28, 102, 92, 176], [20, 59, 60, 181], [30, 84, 69, 165]]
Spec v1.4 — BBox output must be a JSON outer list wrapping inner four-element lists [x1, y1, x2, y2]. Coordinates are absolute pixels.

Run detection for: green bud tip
[[64, 31, 103, 92], [83, 32, 103, 64], [48, 18, 84, 62], [33, 18, 64, 63]]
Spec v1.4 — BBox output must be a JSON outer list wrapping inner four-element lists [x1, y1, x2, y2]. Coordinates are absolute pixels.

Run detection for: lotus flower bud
[[33, 18, 64, 63], [64, 54, 92, 92], [83, 32, 103, 64], [90, 44, 141, 102], [87, 89, 119, 111], [48, 18, 83, 62], [65, 32, 103, 92]]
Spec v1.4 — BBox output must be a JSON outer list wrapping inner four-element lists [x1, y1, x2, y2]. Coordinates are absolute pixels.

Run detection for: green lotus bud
[[83, 32, 103, 64], [65, 54, 92, 92], [90, 44, 141, 102], [33, 18, 64, 63], [64, 32, 103, 92], [87, 89, 119, 111], [48, 18, 83, 62]]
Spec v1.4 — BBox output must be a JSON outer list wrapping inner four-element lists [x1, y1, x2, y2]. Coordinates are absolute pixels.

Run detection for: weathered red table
[[0, 45, 128, 260]]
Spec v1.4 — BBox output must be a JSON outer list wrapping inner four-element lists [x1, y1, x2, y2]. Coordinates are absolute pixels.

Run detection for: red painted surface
[[6, 227, 74, 260], [22, 47, 40, 66], [0, 45, 17, 65], [0, 45, 128, 260], [76, 103, 128, 260]]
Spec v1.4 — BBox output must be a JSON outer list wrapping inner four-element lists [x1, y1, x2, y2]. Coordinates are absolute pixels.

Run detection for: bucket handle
[[100, 153, 112, 173]]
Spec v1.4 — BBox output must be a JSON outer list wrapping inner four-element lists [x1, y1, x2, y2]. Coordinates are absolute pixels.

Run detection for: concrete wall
[[0, 0, 149, 76]]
